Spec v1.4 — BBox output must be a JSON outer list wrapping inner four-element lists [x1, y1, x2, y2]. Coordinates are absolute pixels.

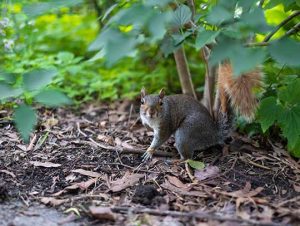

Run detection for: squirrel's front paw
[[142, 147, 155, 162]]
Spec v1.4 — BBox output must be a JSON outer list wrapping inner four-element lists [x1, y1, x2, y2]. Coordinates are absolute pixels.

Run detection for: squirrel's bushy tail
[[215, 62, 262, 140]]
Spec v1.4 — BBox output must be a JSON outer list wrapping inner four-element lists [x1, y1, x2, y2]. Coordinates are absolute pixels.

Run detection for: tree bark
[[173, 46, 197, 99]]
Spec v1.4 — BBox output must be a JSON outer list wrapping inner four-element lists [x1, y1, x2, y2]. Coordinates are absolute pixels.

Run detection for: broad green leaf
[[160, 35, 179, 57], [0, 82, 22, 100], [206, 5, 233, 25], [13, 104, 37, 143], [105, 35, 138, 66], [257, 96, 281, 132], [187, 159, 205, 170], [268, 38, 300, 67], [209, 36, 266, 76], [172, 4, 192, 27], [195, 30, 220, 50], [23, 68, 58, 91], [148, 12, 170, 42], [0, 72, 17, 84], [240, 8, 270, 32], [288, 137, 300, 158], [278, 105, 300, 148], [265, 0, 295, 10], [145, 0, 172, 7], [23, 0, 83, 17], [230, 47, 266, 76], [88, 28, 121, 52], [35, 89, 72, 107], [278, 78, 300, 105], [108, 4, 152, 26]]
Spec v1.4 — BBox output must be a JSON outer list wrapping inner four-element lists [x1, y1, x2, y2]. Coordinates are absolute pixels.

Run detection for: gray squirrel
[[140, 62, 261, 161]]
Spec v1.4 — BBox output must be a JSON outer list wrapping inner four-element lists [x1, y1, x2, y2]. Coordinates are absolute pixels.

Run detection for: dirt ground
[[0, 100, 300, 226]]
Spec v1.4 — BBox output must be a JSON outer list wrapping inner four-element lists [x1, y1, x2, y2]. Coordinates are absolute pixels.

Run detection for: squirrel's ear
[[141, 87, 146, 98], [159, 88, 165, 99]]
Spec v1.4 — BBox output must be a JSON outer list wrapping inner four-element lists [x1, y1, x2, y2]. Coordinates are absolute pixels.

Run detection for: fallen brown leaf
[[72, 169, 102, 178], [166, 175, 189, 190], [30, 161, 61, 168], [194, 166, 220, 181], [40, 197, 67, 206], [97, 134, 114, 146], [89, 206, 115, 221], [110, 171, 144, 192]]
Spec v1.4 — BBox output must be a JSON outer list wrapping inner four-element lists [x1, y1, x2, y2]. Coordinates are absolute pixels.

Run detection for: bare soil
[[0, 101, 299, 226]]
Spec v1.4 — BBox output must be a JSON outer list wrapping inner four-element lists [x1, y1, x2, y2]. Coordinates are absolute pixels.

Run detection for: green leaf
[[268, 38, 300, 67], [257, 96, 281, 132], [240, 8, 270, 32], [108, 4, 152, 26], [209, 36, 266, 76], [172, 4, 192, 27], [230, 47, 266, 76], [187, 159, 205, 170], [23, 68, 58, 91], [206, 5, 233, 25], [148, 12, 170, 42], [13, 104, 37, 143], [35, 89, 72, 107], [0, 82, 22, 100], [23, 0, 84, 17], [88, 28, 121, 52], [278, 105, 300, 148], [0, 72, 17, 84], [105, 35, 138, 66], [57, 52, 74, 63], [195, 30, 220, 50], [288, 137, 300, 158], [160, 34, 179, 57], [278, 78, 300, 105]]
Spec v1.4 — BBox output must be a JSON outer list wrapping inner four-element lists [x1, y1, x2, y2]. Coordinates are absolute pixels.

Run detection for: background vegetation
[[0, 0, 299, 157]]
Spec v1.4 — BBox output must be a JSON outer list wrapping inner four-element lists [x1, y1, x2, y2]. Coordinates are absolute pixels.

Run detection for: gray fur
[[140, 94, 225, 159]]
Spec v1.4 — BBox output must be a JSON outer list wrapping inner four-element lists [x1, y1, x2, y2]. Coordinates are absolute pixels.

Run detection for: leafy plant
[[258, 77, 300, 157]]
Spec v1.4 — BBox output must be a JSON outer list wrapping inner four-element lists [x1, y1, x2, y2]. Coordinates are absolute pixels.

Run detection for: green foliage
[[187, 159, 205, 170], [258, 78, 300, 157], [13, 104, 37, 143]]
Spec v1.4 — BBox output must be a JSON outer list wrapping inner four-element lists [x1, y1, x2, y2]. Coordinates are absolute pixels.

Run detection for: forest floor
[[0, 100, 300, 226]]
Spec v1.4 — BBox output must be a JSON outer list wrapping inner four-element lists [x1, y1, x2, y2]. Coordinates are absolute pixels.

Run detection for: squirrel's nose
[[148, 109, 156, 117]]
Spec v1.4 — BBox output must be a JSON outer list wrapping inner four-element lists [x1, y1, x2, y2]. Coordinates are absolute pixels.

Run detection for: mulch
[[0, 100, 300, 225]]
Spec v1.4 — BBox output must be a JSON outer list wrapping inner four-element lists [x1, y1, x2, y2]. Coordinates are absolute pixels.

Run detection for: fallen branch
[[111, 206, 283, 226], [88, 138, 174, 158]]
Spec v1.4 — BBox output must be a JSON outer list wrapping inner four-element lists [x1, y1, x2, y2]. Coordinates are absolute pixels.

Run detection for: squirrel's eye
[[159, 101, 163, 106], [141, 99, 145, 104]]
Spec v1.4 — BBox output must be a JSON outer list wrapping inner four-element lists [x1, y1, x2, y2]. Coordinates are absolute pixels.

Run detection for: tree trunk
[[201, 46, 217, 119], [173, 46, 197, 99]]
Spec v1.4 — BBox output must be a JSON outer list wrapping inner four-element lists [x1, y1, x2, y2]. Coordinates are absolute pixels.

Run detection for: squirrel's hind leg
[[174, 129, 194, 160]]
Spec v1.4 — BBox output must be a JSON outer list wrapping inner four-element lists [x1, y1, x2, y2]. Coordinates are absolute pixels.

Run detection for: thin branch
[[186, 0, 195, 21], [111, 206, 283, 226], [284, 22, 300, 37], [263, 10, 300, 42], [90, 0, 103, 28], [245, 42, 269, 47]]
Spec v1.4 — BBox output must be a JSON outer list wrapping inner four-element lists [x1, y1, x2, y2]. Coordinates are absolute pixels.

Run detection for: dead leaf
[[89, 206, 115, 221], [30, 161, 61, 168], [97, 134, 114, 146], [77, 178, 97, 190], [166, 175, 189, 190], [293, 183, 300, 193], [110, 171, 144, 192], [161, 180, 207, 198], [194, 166, 220, 181], [72, 169, 102, 178], [17, 144, 27, 151], [0, 169, 16, 178], [40, 197, 67, 206], [220, 182, 263, 198]]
